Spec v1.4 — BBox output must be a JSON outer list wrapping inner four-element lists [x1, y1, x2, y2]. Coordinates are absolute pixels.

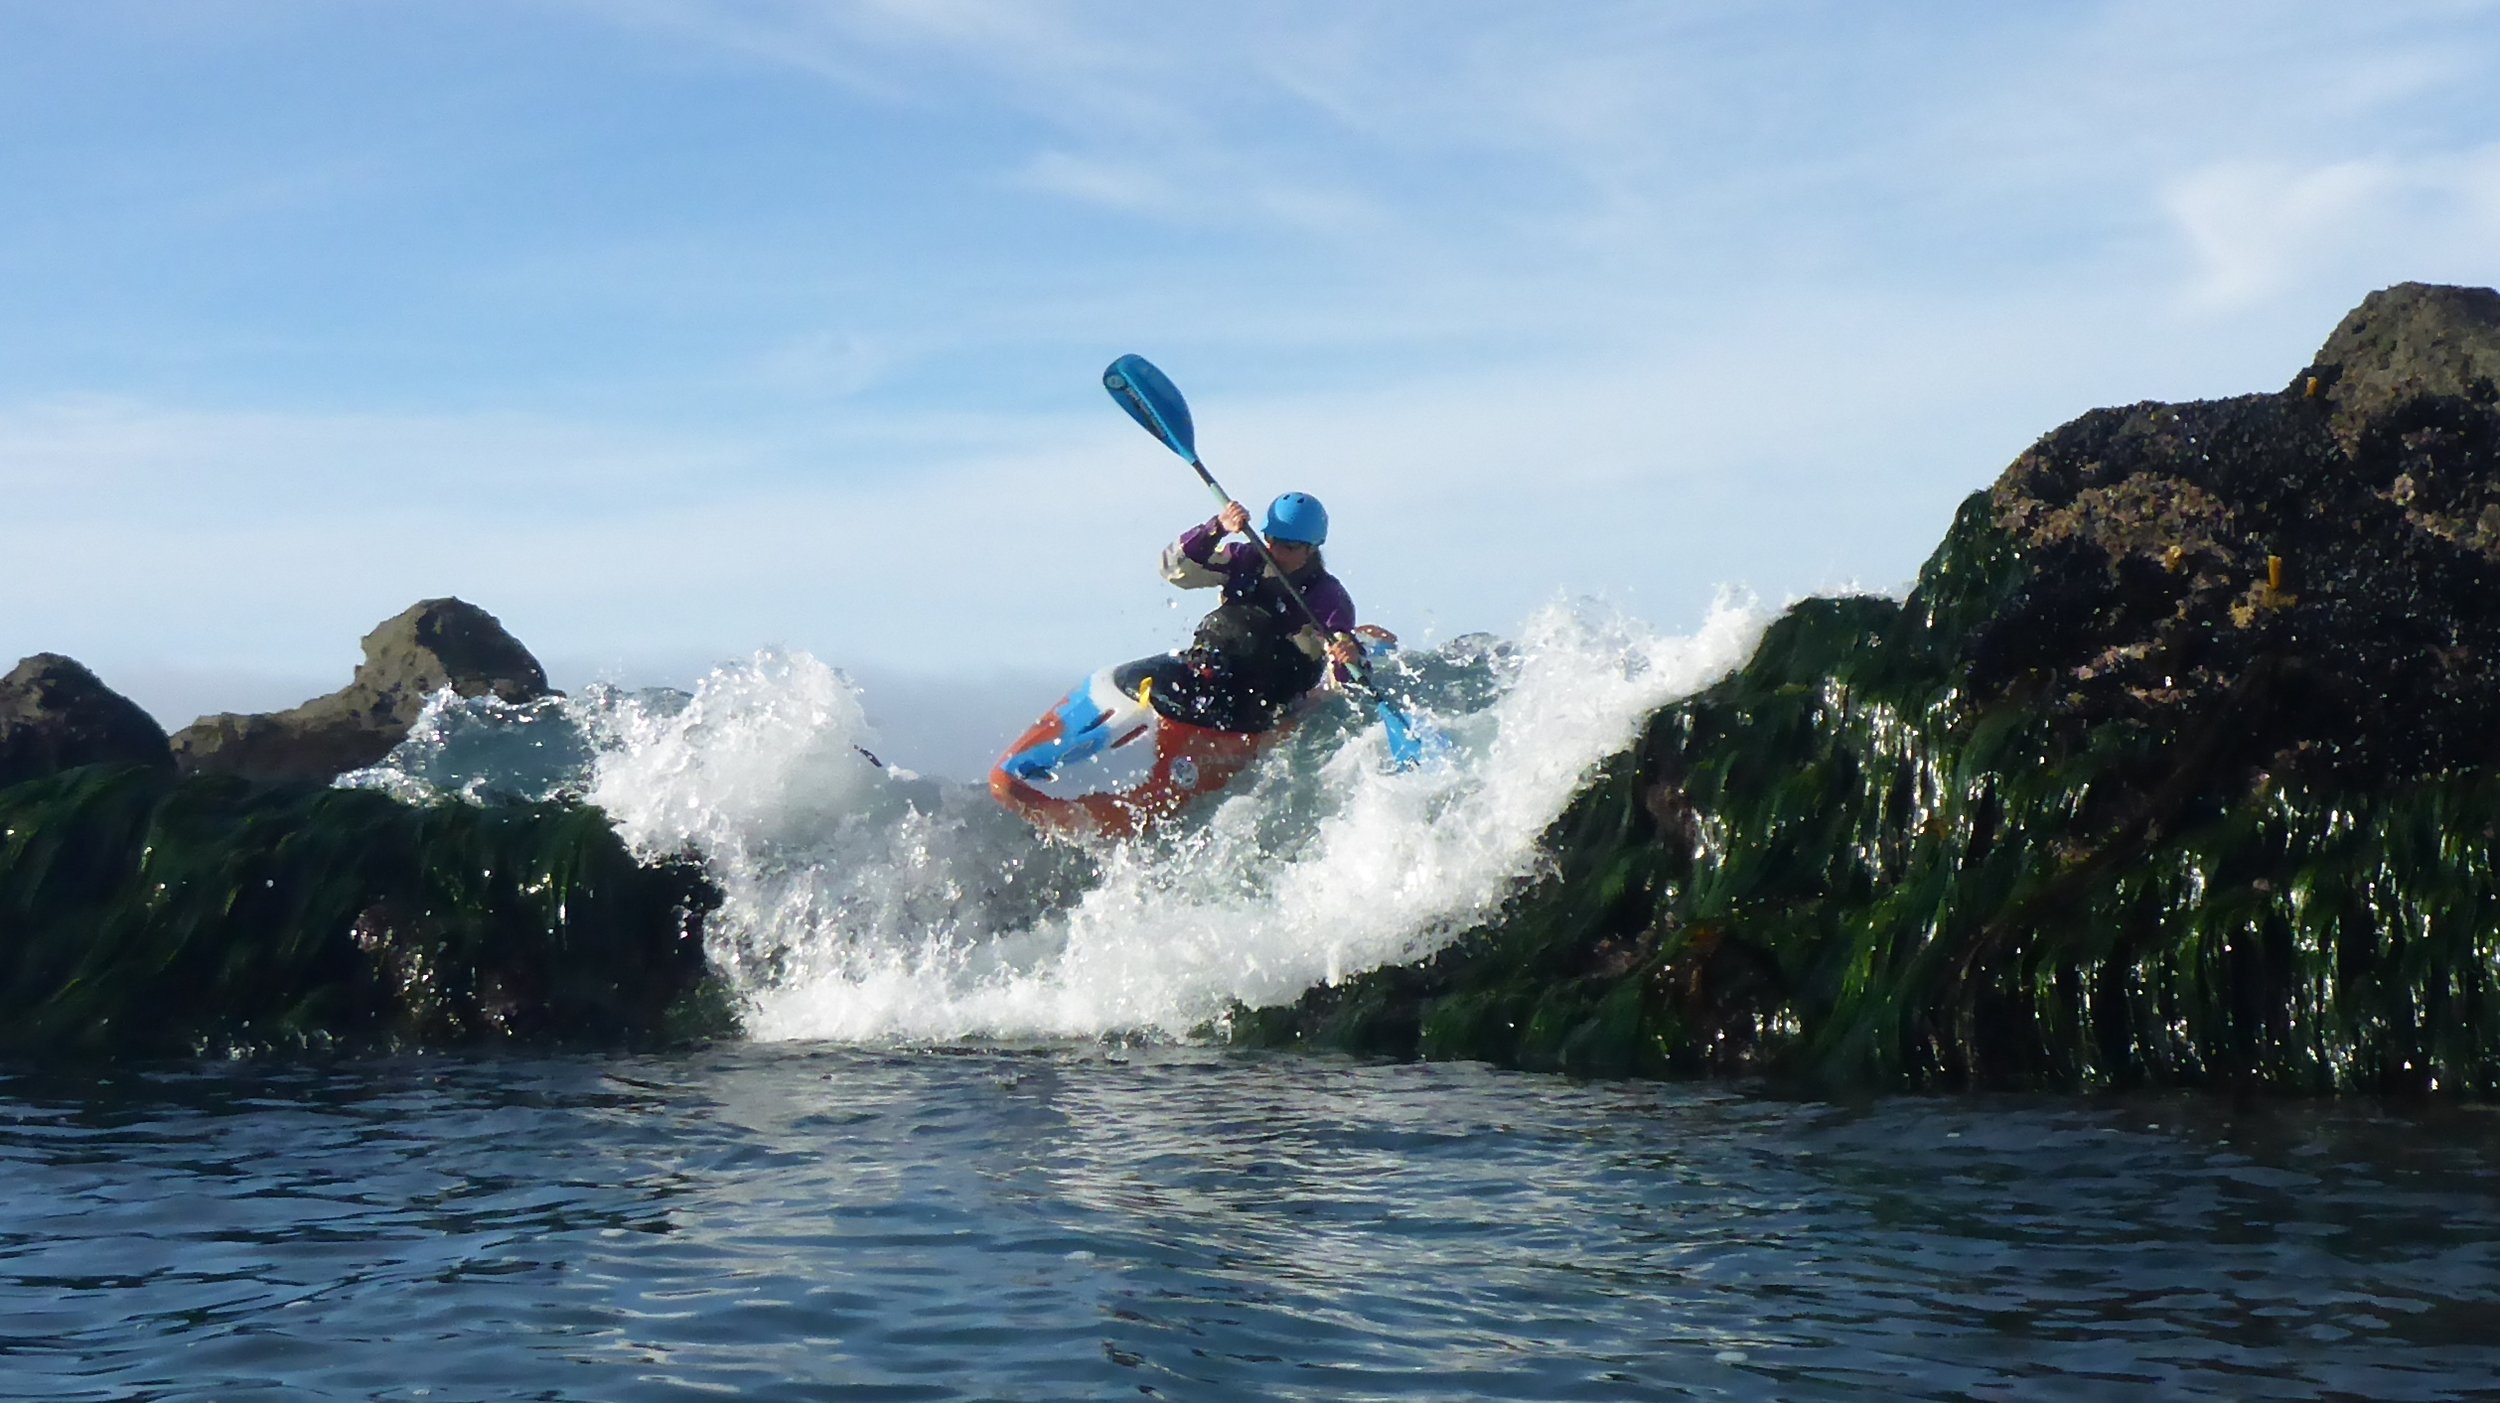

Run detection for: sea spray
[[349, 602, 1763, 1044], [568, 653, 1091, 1001], [728, 600, 1762, 1041]]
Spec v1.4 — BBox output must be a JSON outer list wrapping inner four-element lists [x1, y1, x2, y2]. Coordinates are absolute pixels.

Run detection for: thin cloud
[[751, 331, 895, 400], [568, 0, 1161, 122], [561, 0, 921, 101], [2167, 148, 2500, 309], [1010, 151, 1177, 217], [0, 398, 772, 521]]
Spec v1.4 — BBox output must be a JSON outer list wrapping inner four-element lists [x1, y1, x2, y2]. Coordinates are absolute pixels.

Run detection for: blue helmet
[[1263, 492, 1328, 546]]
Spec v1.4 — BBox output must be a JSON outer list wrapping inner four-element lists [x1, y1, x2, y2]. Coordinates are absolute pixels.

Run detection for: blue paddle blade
[[1376, 697, 1449, 771], [1104, 354, 1197, 462]]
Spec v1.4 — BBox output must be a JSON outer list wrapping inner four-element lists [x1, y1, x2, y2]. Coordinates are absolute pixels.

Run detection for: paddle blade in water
[[1377, 698, 1449, 771], [1104, 354, 1198, 462]]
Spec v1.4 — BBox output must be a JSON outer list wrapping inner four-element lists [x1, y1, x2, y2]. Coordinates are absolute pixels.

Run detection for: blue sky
[[6, 1, 2499, 770]]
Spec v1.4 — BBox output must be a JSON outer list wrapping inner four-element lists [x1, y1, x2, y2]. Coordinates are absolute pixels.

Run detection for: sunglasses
[[1266, 537, 1315, 550]]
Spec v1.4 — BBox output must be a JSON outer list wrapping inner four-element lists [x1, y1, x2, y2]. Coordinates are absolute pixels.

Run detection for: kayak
[[989, 628, 1405, 840], [988, 653, 1292, 840]]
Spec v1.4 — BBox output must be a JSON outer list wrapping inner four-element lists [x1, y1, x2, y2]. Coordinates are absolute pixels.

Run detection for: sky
[[5, 1, 2499, 775]]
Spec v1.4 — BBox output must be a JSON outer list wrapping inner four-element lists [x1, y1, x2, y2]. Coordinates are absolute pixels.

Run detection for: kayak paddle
[[1103, 353, 1438, 769]]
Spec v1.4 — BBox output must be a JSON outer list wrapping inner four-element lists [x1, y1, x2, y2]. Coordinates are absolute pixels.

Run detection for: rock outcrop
[[0, 603, 730, 1057], [0, 654, 173, 790], [1237, 282, 2500, 1097], [172, 598, 553, 786], [0, 763, 724, 1056], [1977, 282, 2500, 781], [2304, 281, 2500, 442]]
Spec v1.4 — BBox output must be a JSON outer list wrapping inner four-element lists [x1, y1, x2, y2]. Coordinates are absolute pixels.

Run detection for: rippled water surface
[[4, 1047, 2496, 1401]]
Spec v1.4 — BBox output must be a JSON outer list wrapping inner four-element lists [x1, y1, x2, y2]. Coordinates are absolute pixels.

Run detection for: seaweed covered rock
[[0, 654, 173, 789], [172, 598, 554, 786], [0, 765, 722, 1056], [1238, 282, 2500, 1096]]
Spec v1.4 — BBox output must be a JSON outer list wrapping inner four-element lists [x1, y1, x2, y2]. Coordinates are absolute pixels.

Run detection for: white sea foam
[[639, 603, 1758, 1041], [574, 650, 1083, 999], [352, 600, 1761, 1044]]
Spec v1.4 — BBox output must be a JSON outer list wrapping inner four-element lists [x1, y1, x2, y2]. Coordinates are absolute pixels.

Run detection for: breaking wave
[[346, 598, 1761, 1043]]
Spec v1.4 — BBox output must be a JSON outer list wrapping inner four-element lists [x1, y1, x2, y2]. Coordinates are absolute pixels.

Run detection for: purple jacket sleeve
[[1300, 573, 1356, 635], [1174, 518, 1229, 566]]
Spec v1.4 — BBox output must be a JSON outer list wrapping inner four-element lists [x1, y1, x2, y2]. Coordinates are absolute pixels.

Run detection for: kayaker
[[1157, 491, 1365, 732]]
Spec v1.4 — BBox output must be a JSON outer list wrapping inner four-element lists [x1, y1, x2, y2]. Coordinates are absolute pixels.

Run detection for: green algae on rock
[[1237, 282, 2500, 1095], [0, 764, 723, 1057]]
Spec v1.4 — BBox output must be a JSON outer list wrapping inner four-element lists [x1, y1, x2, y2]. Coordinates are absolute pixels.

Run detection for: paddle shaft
[[1182, 456, 1384, 695], [1103, 355, 1419, 754]]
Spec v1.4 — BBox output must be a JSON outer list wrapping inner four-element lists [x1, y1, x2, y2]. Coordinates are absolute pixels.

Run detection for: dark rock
[[0, 655, 173, 790], [1237, 282, 2500, 1096], [0, 763, 724, 1056], [1983, 283, 2500, 780], [2303, 281, 2500, 443], [172, 598, 553, 786]]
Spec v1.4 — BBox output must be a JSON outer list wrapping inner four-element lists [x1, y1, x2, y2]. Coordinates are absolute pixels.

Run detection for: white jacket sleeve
[[1160, 532, 1233, 588]]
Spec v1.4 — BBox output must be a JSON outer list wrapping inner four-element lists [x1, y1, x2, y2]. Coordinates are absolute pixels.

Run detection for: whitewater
[[345, 598, 1763, 1045]]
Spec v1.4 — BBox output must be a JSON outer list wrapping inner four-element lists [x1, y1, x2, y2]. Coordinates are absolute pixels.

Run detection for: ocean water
[[17, 601, 2500, 1399], [6, 1047, 2497, 1401]]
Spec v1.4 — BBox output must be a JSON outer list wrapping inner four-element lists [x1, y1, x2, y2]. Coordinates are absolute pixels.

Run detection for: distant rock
[[172, 598, 554, 786], [0, 654, 174, 790]]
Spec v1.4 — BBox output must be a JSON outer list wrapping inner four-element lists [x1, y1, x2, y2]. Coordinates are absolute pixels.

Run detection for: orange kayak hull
[[987, 657, 1289, 840]]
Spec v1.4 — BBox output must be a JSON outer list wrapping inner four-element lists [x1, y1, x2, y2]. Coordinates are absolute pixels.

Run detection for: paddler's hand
[[1325, 633, 1363, 669], [1217, 501, 1250, 536]]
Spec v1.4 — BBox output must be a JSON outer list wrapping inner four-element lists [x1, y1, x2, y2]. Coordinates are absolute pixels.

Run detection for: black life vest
[[1186, 560, 1330, 709]]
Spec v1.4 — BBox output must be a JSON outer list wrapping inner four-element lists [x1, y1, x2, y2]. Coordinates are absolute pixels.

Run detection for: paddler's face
[[1268, 539, 1314, 572]]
